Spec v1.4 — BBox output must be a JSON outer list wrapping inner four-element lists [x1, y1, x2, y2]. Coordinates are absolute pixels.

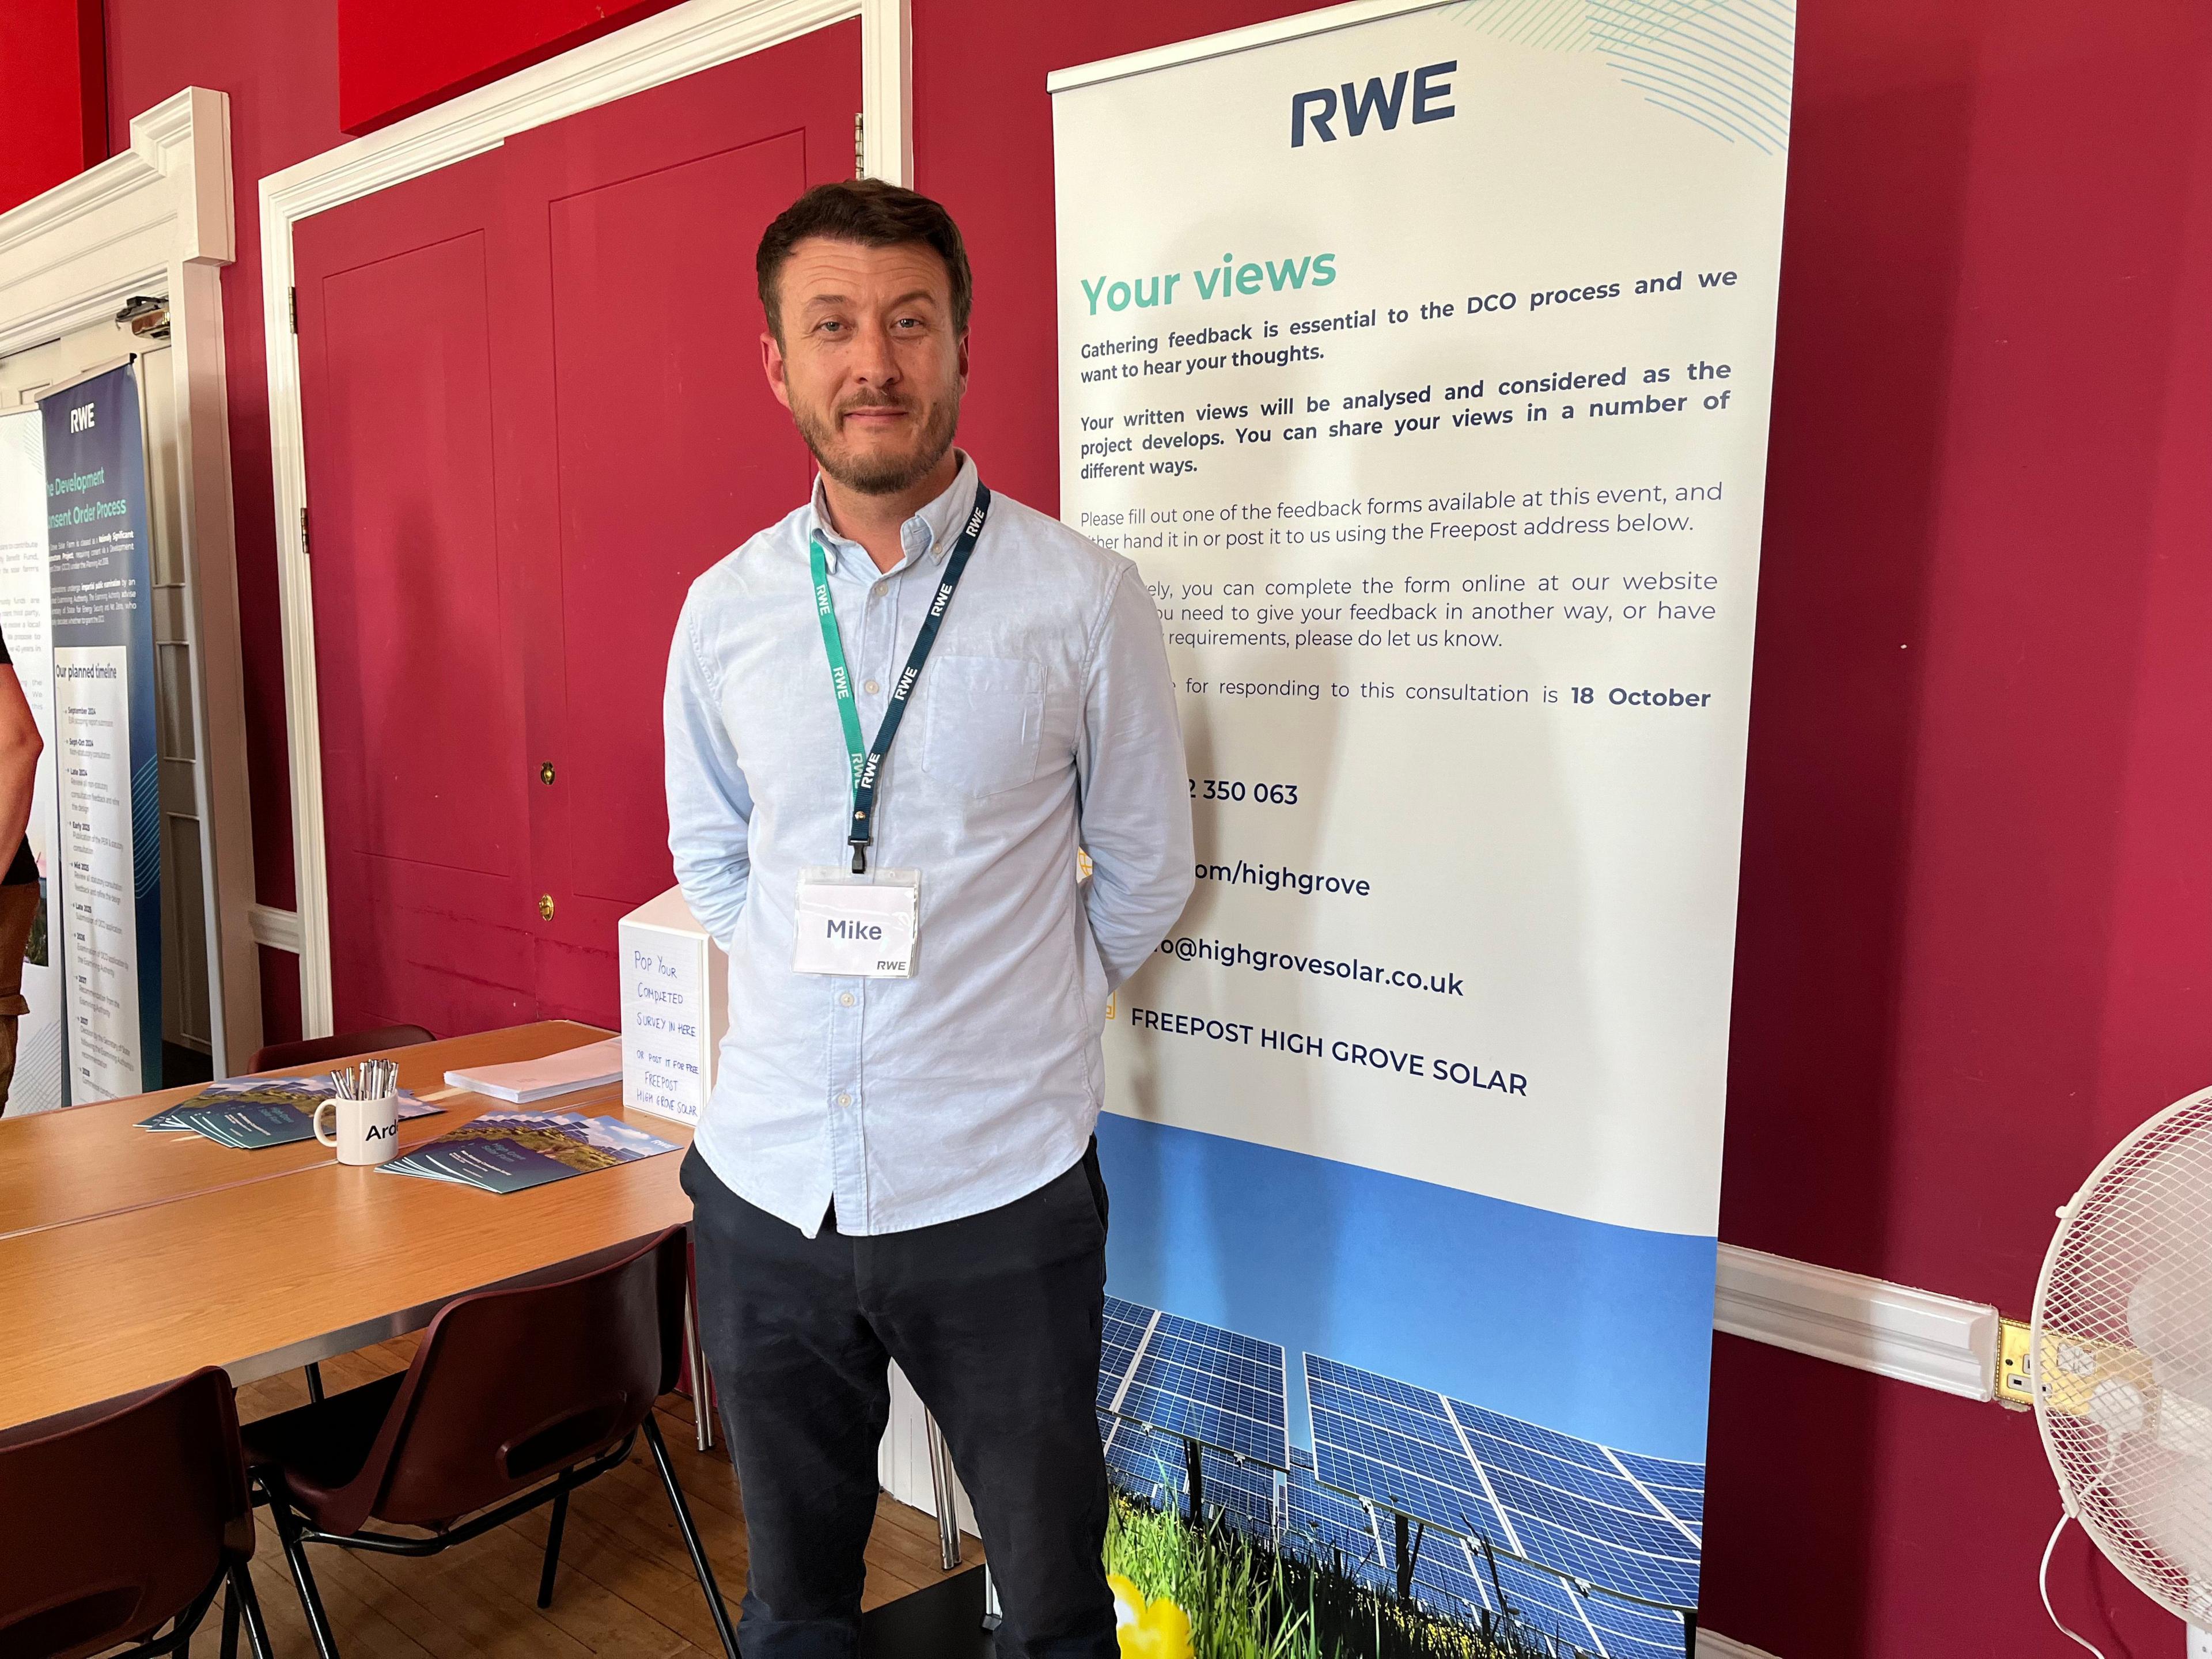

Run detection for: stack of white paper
[[445, 1037, 624, 1104]]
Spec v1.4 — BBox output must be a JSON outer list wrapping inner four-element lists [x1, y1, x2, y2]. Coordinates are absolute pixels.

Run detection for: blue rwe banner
[[40, 365, 162, 1099]]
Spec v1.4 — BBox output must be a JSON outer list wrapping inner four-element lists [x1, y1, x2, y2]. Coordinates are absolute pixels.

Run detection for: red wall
[[0, 0, 106, 214], [334, 0, 686, 134], [86, 0, 2212, 1652]]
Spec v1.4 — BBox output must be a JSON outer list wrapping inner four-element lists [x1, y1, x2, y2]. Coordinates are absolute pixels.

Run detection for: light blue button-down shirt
[[665, 454, 1194, 1236]]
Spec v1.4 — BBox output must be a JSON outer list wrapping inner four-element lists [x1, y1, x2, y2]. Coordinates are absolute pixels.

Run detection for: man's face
[[763, 237, 968, 496]]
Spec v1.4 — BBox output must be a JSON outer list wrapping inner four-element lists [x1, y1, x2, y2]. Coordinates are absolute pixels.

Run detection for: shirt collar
[[808, 451, 979, 576]]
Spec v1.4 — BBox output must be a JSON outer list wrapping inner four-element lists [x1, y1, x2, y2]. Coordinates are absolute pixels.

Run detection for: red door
[[295, 25, 858, 1035], [295, 153, 539, 1038]]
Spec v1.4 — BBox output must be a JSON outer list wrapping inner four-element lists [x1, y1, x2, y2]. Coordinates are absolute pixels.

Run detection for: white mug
[[315, 1092, 400, 1166]]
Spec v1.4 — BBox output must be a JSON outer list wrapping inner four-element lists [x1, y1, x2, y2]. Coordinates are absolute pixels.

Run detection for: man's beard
[[793, 390, 960, 497]]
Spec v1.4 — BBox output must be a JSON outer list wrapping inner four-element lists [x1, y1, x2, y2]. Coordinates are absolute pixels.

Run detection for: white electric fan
[[2032, 1083, 2212, 1656]]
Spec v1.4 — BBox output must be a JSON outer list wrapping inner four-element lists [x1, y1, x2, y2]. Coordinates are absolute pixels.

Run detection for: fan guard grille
[[2033, 1084, 2212, 1622]]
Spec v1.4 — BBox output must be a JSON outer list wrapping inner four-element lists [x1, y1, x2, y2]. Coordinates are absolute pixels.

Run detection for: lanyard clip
[[850, 842, 868, 875]]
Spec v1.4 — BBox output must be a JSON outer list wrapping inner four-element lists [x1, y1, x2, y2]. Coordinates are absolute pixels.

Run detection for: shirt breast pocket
[[920, 656, 1044, 798]]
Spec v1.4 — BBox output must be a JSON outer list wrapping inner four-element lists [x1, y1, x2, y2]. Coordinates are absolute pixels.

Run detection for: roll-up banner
[[0, 410, 65, 1113], [39, 368, 161, 1100], [1054, 0, 1791, 1647]]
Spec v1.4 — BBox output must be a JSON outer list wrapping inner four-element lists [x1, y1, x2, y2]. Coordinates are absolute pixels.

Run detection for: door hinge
[[289, 286, 298, 334], [299, 506, 309, 555], [854, 112, 864, 179]]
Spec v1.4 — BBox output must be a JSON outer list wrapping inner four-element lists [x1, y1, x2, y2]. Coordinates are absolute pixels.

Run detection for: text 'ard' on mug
[[316, 1092, 400, 1166]]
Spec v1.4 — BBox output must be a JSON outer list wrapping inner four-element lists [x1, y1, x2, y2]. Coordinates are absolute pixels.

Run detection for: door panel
[[294, 26, 857, 1033], [503, 27, 859, 1020], [296, 162, 539, 1037], [546, 134, 812, 907]]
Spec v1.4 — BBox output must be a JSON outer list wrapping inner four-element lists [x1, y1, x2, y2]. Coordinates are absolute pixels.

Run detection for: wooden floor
[[221, 1337, 980, 1658]]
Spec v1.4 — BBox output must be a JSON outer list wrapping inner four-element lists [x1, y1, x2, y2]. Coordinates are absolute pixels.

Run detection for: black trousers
[[681, 1143, 1117, 1659]]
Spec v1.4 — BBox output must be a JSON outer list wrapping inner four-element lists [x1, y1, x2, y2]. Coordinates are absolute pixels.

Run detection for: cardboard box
[[618, 885, 727, 1127]]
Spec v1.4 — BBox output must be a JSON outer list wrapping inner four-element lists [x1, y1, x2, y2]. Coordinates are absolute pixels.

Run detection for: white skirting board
[[1698, 1631, 1784, 1659]]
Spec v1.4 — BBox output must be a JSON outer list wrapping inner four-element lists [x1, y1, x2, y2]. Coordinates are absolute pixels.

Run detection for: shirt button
[[873, 581, 888, 595], [835, 1092, 852, 1107], [838, 991, 855, 1007], [863, 679, 880, 695]]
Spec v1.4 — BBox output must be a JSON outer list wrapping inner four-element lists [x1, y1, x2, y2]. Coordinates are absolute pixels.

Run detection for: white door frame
[[0, 88, 264, 1076], [260, 0, 911, 1036]]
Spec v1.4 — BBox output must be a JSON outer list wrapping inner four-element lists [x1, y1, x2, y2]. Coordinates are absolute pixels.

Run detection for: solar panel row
[[1099, 1296, 1153, 1413], [1283, 1451, 1390, 1588], [1392, 1530, 1689, 1659], [1101, 1299, 1290, 1470], [1305, 1354, 1704, 1611], [1582, 1590, 1694, 1659], [1101, 1412, 1280, 1533]]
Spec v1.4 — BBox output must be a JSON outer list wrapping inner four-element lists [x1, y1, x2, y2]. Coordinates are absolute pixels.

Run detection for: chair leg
[[221, 1573, 240, 1659], [263, 1480, 342, 1659], [304, 1362, 325, 1402], [228, 1560, 276, 1659], [642, 1414, 738, 1659], [537, 1484, 570, 1608]]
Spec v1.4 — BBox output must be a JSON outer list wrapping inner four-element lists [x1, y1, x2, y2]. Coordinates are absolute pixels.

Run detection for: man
[[665, 179, 1194, 1658]]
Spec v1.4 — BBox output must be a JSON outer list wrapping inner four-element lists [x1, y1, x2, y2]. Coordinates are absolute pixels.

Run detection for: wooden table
[[0, 1023, 697, 1433], [0, 1021, 613, 1240]]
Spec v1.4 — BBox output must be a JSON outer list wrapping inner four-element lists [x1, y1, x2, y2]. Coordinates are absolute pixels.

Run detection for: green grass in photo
[[1104, 1489, 1565, 1659]]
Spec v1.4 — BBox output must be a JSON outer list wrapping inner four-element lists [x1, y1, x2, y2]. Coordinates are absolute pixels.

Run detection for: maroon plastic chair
[[0, 1366, 274, 1659], [244, 1226, 737, 1659], [247, 1022, 434, 1075]]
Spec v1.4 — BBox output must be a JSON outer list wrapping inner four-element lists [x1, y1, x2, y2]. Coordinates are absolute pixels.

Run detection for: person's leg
[[860, 1143, 1116, 1659], [0, 881, 36, 1116], [681, 1148, 892, 1659]]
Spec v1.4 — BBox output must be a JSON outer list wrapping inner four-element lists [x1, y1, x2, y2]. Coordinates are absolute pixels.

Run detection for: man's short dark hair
[[756, 179, 974, 342]]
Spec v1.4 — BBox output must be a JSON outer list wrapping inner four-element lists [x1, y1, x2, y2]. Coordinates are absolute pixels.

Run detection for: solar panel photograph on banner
[[1093, 1298, 1705, 1656], [1053, 0, 1796, 1650]]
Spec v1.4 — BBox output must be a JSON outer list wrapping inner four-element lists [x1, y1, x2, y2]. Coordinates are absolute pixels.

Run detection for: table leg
[[683, 1260, 714, 1453], [924, 1408, 961, 1571]]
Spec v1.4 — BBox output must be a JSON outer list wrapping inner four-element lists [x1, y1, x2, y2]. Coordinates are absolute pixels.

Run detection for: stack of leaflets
[[378, 1111, 679, 1195], [137, 1077, 441, 1150], [442, 1037, 623, 1103]]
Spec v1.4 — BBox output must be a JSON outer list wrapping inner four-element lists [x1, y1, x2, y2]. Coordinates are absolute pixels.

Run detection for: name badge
[[793, 867, 920, 978]]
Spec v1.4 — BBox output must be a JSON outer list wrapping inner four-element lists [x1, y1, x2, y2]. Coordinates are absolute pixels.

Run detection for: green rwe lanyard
[[808, 483, 993, 873]]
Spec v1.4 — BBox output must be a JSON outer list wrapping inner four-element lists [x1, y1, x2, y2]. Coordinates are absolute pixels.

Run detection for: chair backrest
[[248, 1022, 435, 1074], [338, 1228, 686, 1531], [0, 1368, 252, 1659]]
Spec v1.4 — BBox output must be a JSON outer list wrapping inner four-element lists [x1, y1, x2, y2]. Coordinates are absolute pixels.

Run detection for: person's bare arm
[[0, 667, 43, 866]]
